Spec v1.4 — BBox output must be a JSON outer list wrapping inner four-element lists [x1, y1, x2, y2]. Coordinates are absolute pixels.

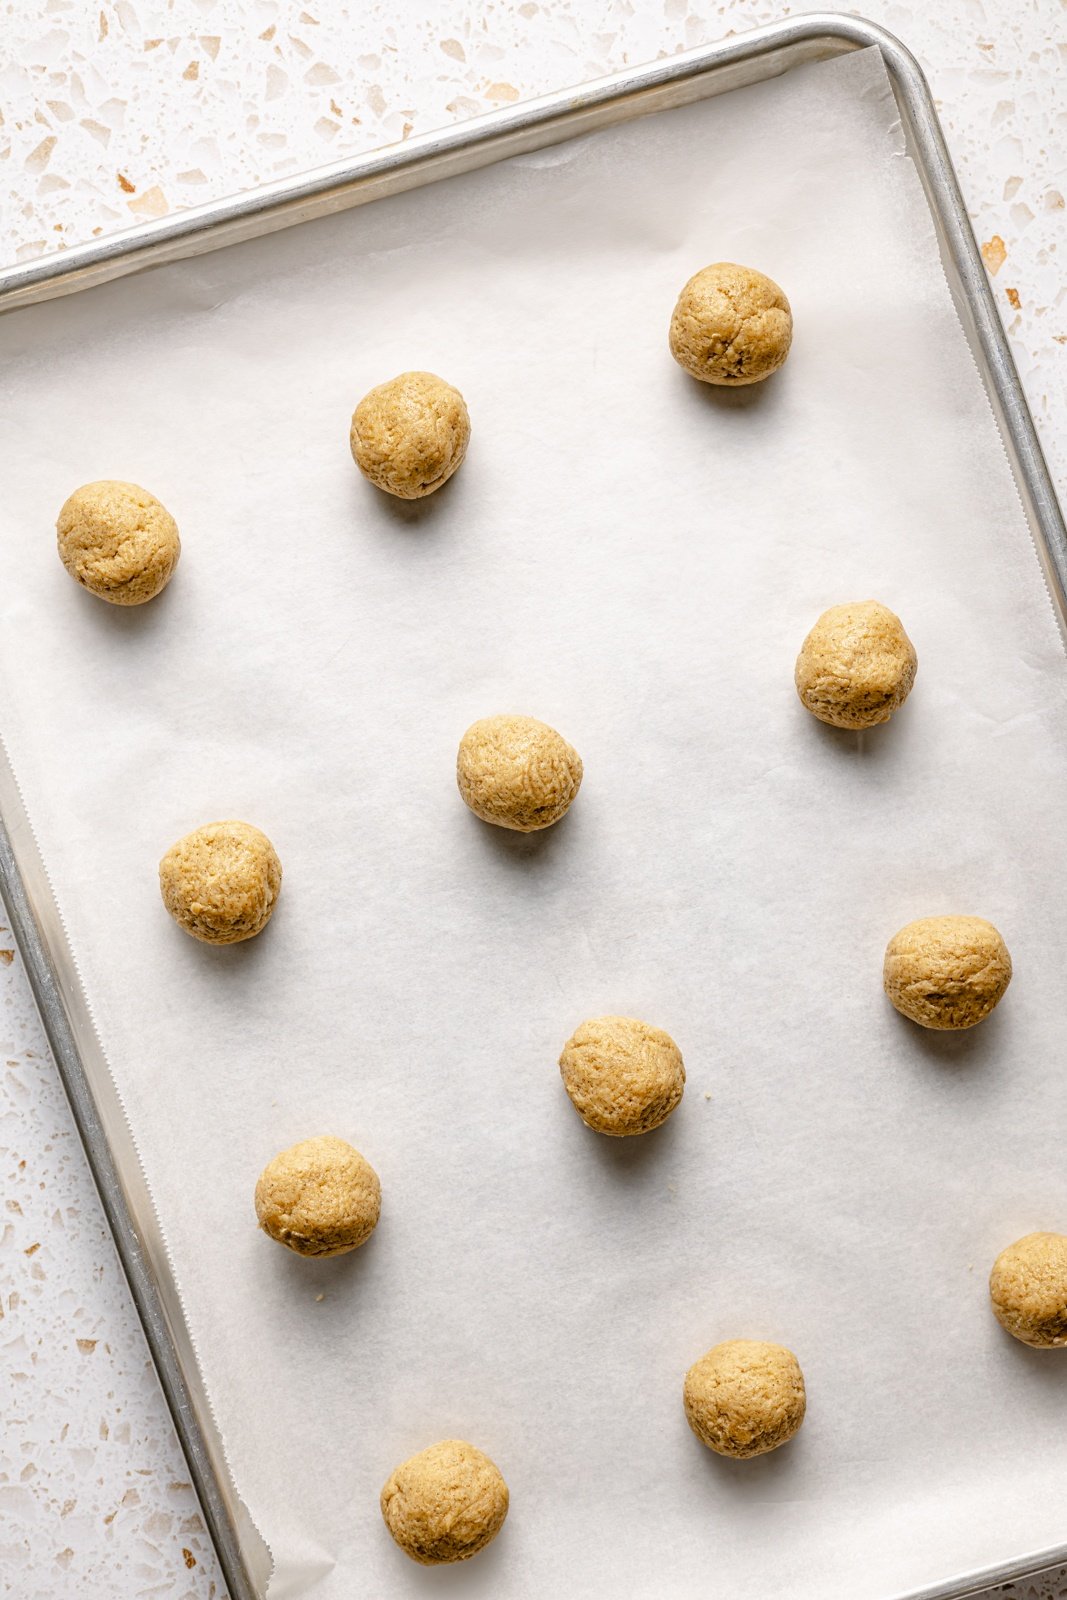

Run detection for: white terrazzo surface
[[0, 3, 1064, 1597]]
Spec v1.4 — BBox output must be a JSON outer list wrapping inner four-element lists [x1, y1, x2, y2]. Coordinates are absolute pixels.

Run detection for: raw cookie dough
[[56, 480, 180, 605], [255, 1135, 381, 1258], [350, 371, 470, 499], [989, 1232, 1067, 1348], [559, 1015, 685, 1136], [883, 915, 1011, 1030], [380, 1440, 508, 1565], [669, 262, 792, 386], [457, 714, 582, 832], [683, 1339, 806, 1458], [159, 820, 281, 945], [795, 600, 917, 729]]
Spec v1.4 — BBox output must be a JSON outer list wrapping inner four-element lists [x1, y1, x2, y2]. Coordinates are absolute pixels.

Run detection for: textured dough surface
[[989, 1232, 1067, 1348], [883, 914, 1011, 1030], [683, 1340, 806, 1458], [669, 262, 792, 386], [457, 714, 582, 832], [380, 1439, 508, 1565], [350, 371, 470, 499], [56, 479, 180, 605], [255, 1135, 381, 1258], [795, 600, 917, 729], [559, 1015, 685, 1136], [159, 820, 282, 945]]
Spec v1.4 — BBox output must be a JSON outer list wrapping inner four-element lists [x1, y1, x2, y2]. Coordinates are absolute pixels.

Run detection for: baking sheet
[[2, 43, 1067, 1600]]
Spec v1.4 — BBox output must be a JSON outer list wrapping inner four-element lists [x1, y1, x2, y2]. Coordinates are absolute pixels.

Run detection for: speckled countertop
[[0, 4, 1064, 1597]]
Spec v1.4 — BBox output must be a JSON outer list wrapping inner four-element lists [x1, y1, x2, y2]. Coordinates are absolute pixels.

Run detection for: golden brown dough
[[795, 600, 917, 729], [883, 915, 1011, 1030], [559, 1016, 684, 1136], [669, 262, 792, 386], [255, 1136, 381, 1258], [350, 371, 469, 498], [159, 821, 281, 945], [683, 1339, 806, 1458], [56, 480, 180, 604], [989, 1233, 1067, 1348], [380, 1440, 508, 1565], [457, 714, 582, 832]]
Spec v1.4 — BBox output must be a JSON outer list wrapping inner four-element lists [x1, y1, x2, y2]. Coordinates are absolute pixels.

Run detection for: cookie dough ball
[[56, 480, 180, 605], [350, 371, 470, 499], [457, 714, 582, 832], [795, 600, 917, 729], [884, 915, 1011, 1030], [669, 262, 792, 386], [683, 1339, 806, 1459], [989, 1232, 1067, 1348], [255, 1136, 381, 1258], [159, 821, 282, 945], [559, 1015, 684, 1137], [381, 1439, 508, 1565]]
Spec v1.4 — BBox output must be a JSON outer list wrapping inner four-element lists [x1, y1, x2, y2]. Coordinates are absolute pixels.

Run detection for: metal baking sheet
[[1, 15, 1065, 1600]]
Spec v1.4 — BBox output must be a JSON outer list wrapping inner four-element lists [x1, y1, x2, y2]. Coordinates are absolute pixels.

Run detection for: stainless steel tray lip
[[0, 10, 864, 312], [0, 792, 261, 1600], [899, 1550, 1067, 1600], [1, 14, 1065, 1600]]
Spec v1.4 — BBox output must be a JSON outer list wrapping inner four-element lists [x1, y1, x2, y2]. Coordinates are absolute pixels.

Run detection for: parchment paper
[[2, 46, 1067, 1600]]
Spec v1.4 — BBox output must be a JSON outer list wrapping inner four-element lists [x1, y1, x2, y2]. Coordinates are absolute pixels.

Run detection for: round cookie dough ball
[[989, 1233, 1067, 1348], [56, 480, 180, 605], [884, 915, 1011, 1030], [255, 1135, 381, 1258], [559, 1015, 685, 1137], [669, 262, 792, 386], [380, 1439, 508, 1565], [159, 820, 282, 945], [683, 1339, 806, 1459], [457, 714, 582, 832], [795, 600, 917, 729], [350, 371, 470, 499]]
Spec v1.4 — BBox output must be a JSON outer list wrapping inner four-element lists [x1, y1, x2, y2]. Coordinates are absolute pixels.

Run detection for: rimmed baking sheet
[[1, 25, 1066, 1600]]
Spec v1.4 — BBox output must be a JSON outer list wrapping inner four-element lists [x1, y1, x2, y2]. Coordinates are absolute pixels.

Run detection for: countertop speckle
[[1, 3, 1064, 1596]]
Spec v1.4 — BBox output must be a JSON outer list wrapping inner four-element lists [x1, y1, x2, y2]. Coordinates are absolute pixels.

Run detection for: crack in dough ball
[[457, 714, 582, 832], [56, 480, 180, 605], [883, 915, 1011, 1030], [669, 262, 792, 386], [255, 1135, 381, 1258], [683, 1339, 806, 1458], [159, 820, 282, 945], [380, 1440, 508, 1565], [795, 600, 917, 729], [350, 371, 470, 499], [559, 1015, 685, 1136], [989, 1232, 1067, 1348]]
